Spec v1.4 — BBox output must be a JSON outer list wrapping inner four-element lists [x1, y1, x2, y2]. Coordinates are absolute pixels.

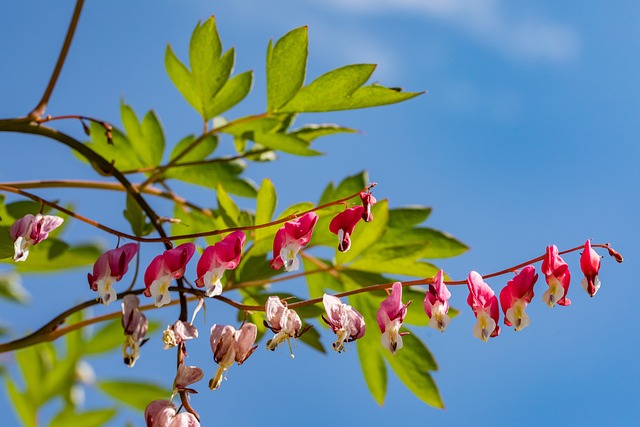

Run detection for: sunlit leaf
[[165, 160, 258, 198], [120, 102, 165, 167], [216, 183, 242, 227], [336, 199, 388, 265], [267, 26, 308, 111], [290, 123, 356, 142], [207, 71, 253, 118], [253, 132, 321, 156], [301, 257, 343, 297], [254, 178, 277, 242], [169, 134, 218, 163], [5, 378, 36, 427]]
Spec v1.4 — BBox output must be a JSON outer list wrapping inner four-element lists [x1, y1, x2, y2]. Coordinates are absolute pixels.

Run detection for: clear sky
[[1, 1, 639, 426]]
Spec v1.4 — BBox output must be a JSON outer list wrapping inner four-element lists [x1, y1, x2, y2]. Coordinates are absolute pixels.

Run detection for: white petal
[[150, 279, 171, 307], [97, 277, 117, 305]]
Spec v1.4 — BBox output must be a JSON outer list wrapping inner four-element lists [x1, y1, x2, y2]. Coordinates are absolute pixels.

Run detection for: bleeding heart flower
[[270, 212, 318, 272], [195, 231, 245, 297], [209, 323, 257, 390], [329, 206, 364, 252], [376, 282, 411, 354], [499, 266, 538, 331], [580, 240, 602, 297], [424, 270, 452, 332], [143, 243, 195, 307], [466, 271, 500, 342], [10, 213, 63, 262], [541, 245, 571, 307], [322, 294, 366, 352], [88, 243, 138, 305]]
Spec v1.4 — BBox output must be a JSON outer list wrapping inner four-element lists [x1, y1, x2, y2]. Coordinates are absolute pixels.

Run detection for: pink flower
[[144, 400, 200, 427], [581, 240, 602, 297], [122, 295, 148, 367], [322, 294, 366, 352], [162, 320, 199, 350], [10, 213, 64, 261], [541, 245, 571, 307], [195, 231, 245, 297], [466, 271, 500, 342], [329, 206, 364, 252], [424, 270, 452, 332], [173, 365, 204, 396], [376, 282, 411, 354], [270, 212, 318, 272], [359, 191, 377, 222], [209, 323, 257, 390], [264, 296, 304, 357], [499, 266, 538, 331], [144, 243, 196, 307], [87, 243, 138, 305]]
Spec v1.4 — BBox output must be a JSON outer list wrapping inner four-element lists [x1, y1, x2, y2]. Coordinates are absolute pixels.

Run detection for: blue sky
[[1, 1, 639, 426]]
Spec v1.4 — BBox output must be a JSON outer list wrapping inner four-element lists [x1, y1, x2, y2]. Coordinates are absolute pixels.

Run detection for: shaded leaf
[[0, 271, 29, 303], [216, 183, 242, 227], [297, 325, 325, 354], [301, 257, 343, 297], [352, 292, 387, 405], [50, 408, 117, 427], [383, 329, 443, 408], [254, 178, 277, 242], [98, 380, 169, 411], [120, 102, 165, 167], [3, 239, 102, 273], [123, 193, 152, 237]]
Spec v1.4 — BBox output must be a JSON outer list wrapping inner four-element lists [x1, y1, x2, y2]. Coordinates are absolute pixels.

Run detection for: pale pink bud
[[322, 294, 366, 352], [209, 323, 257, 390], [10, 213, 63, 262], [122, 295, 148, 367]]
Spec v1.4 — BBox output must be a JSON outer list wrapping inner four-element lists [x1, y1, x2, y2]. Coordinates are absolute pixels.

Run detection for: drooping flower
[[581, 239, 602, 297], [376, 282, 411, 355], [144, 243, 196, 307], [424, 270, 452, 332], [162, 320, 199, 350], [87, 243, 138, 305], [264, 296, 305, 357], [122, 295, 148, 367], [10, 213, 64, 262], [173, 365, 204, 397], [195, 231, 245, 297], [329, 206, 364, 252], [541, 245, 571, 307], [466, 271, 500, 342], [270, 212, 318, 272], [322, 294, 366, 352], [499, 266, 538, 331], [359, 191, 377, 222], [144, 400, 200, 427], [209, 323, 257, 390]]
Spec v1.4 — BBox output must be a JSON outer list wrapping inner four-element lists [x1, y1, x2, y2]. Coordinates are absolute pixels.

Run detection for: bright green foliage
[[254, 178, 277, 242], [280, 65, 422, 112], [83, 102, 165, 172], [165, 16, 252, 121], [49, 408, 117, 427], [266, 26, 308, 111], [123, 193, 154, 237]]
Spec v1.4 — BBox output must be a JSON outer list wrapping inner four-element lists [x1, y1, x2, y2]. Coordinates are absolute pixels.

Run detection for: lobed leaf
[[266, 26, 308, 111]]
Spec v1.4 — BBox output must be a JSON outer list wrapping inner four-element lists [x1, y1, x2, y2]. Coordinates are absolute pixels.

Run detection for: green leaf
[[254, 178, 277, 242], [165, 17, 243, 120], [16, 345, 47, 406], [208, 71, 253, 118], [281, 65, 423, 112], [352, 292, 387, 405], [301, 257, 343, 297], [123, 193, 152, 237], [165, 160, 258, 198], [379, 227, 468, 259], [253, 132, 322, 156], [0, 226, 13, 259], [216, 183, 242, 227], [85, 319, 160, 356], [236, 251, 279, 282], [98, 380, 169, 411], [5, 201, 48, 220], [4, 239, 102, 273], [267, 26, 308, 111], [120, 102, 165, 167], [0, 271, 29, 303], [319, 171, 368, 205], [281, 64, 376, 112], [349, 258, 439, 279], [5, 378, 37, 427], [336, 199, 388, 265], [50, 408, 117, 427], [388, 207, 432, 228], [297, 325, 325, 354], [383, 329, 443, 408], [172, 203, 222, 246], [83, 122, 146, 171], [290, 123, 356, 142], [169, 134, 218, 163]]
